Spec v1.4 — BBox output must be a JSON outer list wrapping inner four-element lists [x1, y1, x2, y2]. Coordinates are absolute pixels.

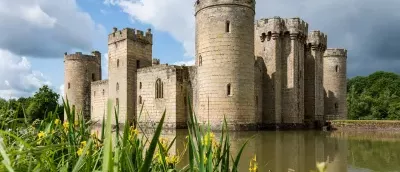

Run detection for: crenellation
[[307, 30, 328, 50], [108, 27, 152, 45], [284, 18, 309, 37], [324, 48, 347, 57], [194, 0, 255, 15]]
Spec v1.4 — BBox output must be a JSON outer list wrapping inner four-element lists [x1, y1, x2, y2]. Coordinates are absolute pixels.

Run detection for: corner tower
[[108, 27, 152, 124], [64, 51, 102, 120], [304, 30, 327, 126], [195, 0, 256, 129], [323, 49, 347, 120]]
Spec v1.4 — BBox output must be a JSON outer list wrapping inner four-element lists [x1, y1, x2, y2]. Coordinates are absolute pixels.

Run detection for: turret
[[323, 48, 348, 120], [64, 51, 102, 120], [195, 0, 256, 130], [108, 27, 152, 45], [284, 18, 309, 39], [307, 30, 327, 50]]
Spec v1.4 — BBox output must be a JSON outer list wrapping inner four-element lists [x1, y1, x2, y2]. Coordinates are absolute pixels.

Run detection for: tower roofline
[[64, 52, 101, 65], [108, 27, 152, 45], [194, 0, 255, 15], [324, 48, 348, 58]]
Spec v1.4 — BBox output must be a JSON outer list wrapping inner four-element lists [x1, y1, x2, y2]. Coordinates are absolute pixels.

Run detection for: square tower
[[107, 27, 152, 124]]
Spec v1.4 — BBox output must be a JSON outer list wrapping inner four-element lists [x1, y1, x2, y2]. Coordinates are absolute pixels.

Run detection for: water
[[162, 130, 400, 172]]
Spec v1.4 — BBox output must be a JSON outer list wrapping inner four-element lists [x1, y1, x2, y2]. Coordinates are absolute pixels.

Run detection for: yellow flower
[[81, 141, 87, 148], [54, 119, 60, 125], [37, 131, 46, 139], [249, 155, 258, 172], [63, 121, 69, 129], [166, 155, 179, 165], [74, 120, 79, 126], [77, 148, 83, 156], [316, 162, 327, 172]]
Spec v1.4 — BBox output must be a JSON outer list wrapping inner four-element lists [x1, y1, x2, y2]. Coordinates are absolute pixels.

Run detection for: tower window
[[335, 65, 339, 72], [139, 96, 142, 104], [137, 60, 140, 68], [140, 82, 142, 89], [102, 89, 105, 95], [117, 59, 120, 67], [116, 82, 119, 91], [227, 83, 232, 96], [94, 91, 96, 96], [335, 103, 339, 112], [92, 73, 95, 81], [199, 55, 202, 66], [225, 21, 230, 33], [155, 79, 163, 99], [68, 83, 70, 89]]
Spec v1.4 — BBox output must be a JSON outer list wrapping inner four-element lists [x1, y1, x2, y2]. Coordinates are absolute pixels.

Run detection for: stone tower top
[[324, 48, 347, 58], [194, 0, 255, 15], [108, 27, 152, 45], [64, 51, 101, 65], [256, 17, 284, 34], [284, 18, 309, 36], [307, 30, 327, 50]]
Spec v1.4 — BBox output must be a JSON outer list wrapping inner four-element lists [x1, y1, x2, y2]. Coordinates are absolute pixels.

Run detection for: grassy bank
[[330, 120, 400, 131], [0, 98, 328, 172]]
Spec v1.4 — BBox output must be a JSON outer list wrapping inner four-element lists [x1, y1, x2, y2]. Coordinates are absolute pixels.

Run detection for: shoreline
[[329, 120, 400, 131]]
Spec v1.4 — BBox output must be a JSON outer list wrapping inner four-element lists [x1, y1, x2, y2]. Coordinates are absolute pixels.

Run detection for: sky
[[0, 0, 399, 100]]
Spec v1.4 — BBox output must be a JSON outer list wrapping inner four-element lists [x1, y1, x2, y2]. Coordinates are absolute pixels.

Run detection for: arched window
[[140, 82, 142, 89], [68, 83, 71, 89], [227, 83, 231, 96], [116, 82, 119, 91], [92, 73, 95, 81], [225, 21, 230, 33], [117, 59, 120, 67], [136, 60, 140, 68], [102, 89, 105, 95], [139, 95, 142, 104], [335, 65, 339, 72], [199, 55, 202, 66], [155, 79, 163, 99]]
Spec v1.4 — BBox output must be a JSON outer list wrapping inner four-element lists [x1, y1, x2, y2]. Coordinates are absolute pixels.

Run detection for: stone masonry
[[63, 0, 348, 130]]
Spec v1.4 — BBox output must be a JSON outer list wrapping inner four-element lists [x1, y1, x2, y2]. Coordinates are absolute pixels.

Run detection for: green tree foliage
[[347, 71, 400, 120], [0, 85, 62, 125]]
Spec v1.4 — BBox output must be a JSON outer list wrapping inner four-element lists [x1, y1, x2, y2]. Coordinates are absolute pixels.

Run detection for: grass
[[0, 98, 328, 172]]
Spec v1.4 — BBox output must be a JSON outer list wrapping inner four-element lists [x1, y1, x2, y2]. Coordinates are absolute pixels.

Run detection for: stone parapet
[[108, 27, 152, 45], [307, 30, 327, 50], [194, 0, 255, 15], [64, 52, 101, 65], [324, 48, 347, 58]]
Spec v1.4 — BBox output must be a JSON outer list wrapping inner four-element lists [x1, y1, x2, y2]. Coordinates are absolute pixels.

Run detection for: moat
[[164, 130, 400, 172]]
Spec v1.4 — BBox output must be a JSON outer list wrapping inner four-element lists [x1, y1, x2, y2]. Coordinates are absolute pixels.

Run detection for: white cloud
[[0, 49, 52, 99], [0, 0, 106, 58], [105, 0, 195, 58], [173, 59, 195, 66]]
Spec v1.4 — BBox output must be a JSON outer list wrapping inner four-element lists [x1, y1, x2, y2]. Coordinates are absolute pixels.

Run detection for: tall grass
[[0, 98, 328, 172]]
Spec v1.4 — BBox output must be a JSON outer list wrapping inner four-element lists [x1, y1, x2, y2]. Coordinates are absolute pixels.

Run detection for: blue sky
[[1, 0, 400, 99]]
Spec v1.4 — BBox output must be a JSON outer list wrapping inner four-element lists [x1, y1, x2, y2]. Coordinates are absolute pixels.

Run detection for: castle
[[64, 0, 347, 130]]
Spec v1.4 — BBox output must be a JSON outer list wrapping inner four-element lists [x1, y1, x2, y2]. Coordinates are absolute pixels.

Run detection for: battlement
[[152, 58, 160, 65], [324, 48, 348, 58], [284, 18, 309, 36], [194, 0, 255, 15], [64, 51, 101, 64], [91, 79, 109, 86], [108, 27, 152, 45], [256, 17, 284, 34], [307, 30, 327, 48]]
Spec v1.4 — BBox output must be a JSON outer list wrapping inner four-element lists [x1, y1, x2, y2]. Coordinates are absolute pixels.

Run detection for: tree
[[26, 85, 60, 121]]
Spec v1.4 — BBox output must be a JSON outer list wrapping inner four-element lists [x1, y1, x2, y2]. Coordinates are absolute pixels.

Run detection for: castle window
[[140, 82, 142, 89], [137, 60, 140, 68], [139, 96, 142, 104], [199, 55, 202, 66], [225, 21, 230, 33], [335, 103, 339, 112], [335, 65, 339, 72], [116, 82, 119, 91], [102, 89, 105, 95], [117, 59, 120, 67], [227, 83, 232, 96], [68, 83, 70, 89], [155, 79, 163, 99], [92, 73, 95, 81], [184, 96, 187, 105], [94, 91, 96, 96]]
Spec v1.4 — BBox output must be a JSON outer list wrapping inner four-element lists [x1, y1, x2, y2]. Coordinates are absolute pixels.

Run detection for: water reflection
[[170, 130, 400, 172]]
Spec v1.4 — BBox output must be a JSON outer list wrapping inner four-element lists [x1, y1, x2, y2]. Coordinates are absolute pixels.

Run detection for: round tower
[[64, 51, 102, 120], [195, 0, 256, 130], [323, 49, 347, 120]]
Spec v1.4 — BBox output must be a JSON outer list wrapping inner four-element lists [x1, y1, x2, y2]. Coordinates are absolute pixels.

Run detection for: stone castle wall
[[136, 65, 188, 129], [304, 31, 327, 125], [64, 51, 101, 120], [323, 49, 347, 120], [91, 80, 109, 123], [195, 0, 257, 130]]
